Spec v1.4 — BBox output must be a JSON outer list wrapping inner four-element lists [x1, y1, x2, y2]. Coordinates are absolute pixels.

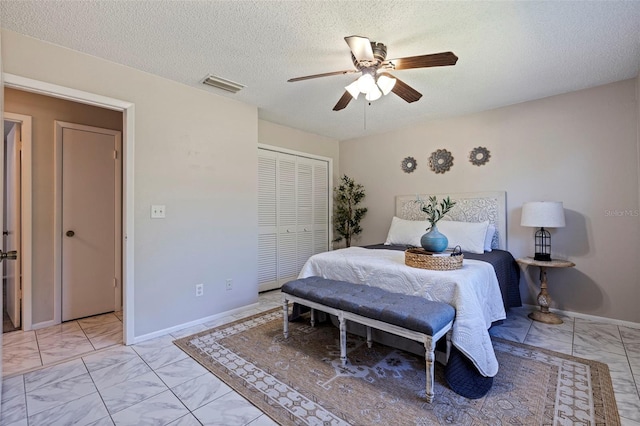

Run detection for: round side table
[[516, 257, 575, 324]]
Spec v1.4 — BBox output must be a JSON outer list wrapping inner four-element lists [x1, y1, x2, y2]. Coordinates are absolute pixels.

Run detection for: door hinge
[[113, 150, 118, 160], [113, 278, 118, 288]]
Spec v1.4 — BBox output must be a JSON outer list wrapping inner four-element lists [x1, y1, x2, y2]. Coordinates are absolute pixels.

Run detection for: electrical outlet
[[195, 283, 204, 297], [226, 279, 232, 291]]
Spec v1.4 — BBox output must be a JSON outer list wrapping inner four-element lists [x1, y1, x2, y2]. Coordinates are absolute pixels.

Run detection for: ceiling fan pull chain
[[363, 99, 367, 130]]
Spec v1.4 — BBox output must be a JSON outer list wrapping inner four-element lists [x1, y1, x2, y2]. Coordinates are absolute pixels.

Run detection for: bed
[[297, 191, 521, 378]]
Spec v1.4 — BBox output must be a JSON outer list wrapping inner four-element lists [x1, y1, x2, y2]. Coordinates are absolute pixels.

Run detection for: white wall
[[258, 119, 339, 182], [2, 29, 259, 336], [340, 79, 640, 323], [637, 72, 640, 220]]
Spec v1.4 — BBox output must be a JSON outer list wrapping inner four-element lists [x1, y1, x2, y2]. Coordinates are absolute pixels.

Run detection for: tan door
[[59, 123, 121, 321], [4, 122, 21, 328]]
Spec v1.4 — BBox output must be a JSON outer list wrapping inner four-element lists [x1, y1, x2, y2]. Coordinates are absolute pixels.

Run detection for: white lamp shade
[[377, 74, 396, 95], [357, 73, 376, 93], [345, 80, 360, 99], [521, 201, 566, 228], [365, 85, 382, 101]]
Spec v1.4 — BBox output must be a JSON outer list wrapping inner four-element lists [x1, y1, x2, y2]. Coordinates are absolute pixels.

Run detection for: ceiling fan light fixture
[[345, 80, 360, 99], [377, 74, 396, 95], [365, 85, 382, 101], [289, 35, 458, 111]]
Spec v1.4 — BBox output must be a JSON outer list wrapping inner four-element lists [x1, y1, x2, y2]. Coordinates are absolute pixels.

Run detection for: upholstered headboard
[[395, 191, 507, 250]]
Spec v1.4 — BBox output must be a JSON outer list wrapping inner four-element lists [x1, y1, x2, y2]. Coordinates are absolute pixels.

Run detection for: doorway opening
[[2, 112, 32, 334], [3, 73, 135, 345], [3, 120, 19, 333]]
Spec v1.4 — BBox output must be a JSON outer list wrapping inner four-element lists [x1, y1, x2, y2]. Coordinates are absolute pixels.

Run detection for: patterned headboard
[[395, 191, 507, 250]]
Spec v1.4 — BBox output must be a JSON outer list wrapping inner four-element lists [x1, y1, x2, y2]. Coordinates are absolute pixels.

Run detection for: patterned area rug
[[174, 309, 620, 425]]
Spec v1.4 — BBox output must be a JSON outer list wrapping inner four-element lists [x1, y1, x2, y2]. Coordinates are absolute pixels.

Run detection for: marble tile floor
[[2, 311, 124, 376], [1, 292, 639, 425], [1, 292, 282, 426]]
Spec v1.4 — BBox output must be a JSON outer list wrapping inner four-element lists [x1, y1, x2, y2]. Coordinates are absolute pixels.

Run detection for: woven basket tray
[[405, 248, 463, 271]]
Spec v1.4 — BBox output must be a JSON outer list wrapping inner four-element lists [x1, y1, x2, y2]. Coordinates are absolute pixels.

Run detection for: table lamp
[[521, 201, 565, 261]]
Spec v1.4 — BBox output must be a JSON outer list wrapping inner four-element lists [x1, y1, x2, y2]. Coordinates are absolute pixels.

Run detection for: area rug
[[174, 309, 620, 425]]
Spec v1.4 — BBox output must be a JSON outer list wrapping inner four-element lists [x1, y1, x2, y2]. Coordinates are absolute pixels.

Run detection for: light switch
[[151, 205, 166, 219]]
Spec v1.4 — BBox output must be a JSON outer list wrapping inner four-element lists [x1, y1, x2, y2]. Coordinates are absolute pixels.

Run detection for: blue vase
[[420, 224, 448, 252]]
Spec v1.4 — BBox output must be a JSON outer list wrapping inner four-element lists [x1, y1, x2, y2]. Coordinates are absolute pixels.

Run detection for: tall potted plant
[[333, 175, 367, 248]]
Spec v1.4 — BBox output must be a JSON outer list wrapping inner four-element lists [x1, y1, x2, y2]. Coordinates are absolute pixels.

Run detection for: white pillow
[[384, 216, 430, 247], [484, 224, 496, 252], [436, 220, 490, 254]]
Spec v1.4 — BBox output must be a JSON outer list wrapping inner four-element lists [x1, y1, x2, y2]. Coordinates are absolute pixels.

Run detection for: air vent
[[202, 74, 245, 93]]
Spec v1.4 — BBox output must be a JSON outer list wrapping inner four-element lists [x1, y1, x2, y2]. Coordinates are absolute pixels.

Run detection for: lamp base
[[534, 253, 551, 262]]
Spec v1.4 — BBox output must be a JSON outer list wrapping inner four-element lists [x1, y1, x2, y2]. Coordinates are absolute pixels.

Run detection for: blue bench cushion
[[282, 276, 455, 335]]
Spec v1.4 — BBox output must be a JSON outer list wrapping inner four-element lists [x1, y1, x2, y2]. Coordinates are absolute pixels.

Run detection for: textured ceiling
[[1, 1, 639, 141]]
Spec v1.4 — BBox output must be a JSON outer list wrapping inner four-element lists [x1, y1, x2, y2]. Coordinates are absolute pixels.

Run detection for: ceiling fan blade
[[344, 35, 374, 62], [390, 76, 423, 103], [288, 70, 357, 82], [383, 51, 458, 70], [333, 91, 353, 111]]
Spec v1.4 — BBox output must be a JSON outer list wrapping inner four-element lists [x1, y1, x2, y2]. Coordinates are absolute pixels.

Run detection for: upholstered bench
[[281, 276, 455, 403]]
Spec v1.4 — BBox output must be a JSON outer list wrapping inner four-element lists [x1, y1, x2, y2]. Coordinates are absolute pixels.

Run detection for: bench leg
[[366, 326, 372, 348], [424, 336, 435, 403], [310, 308, 315, 327], [339, 314, 347, 366], [282, 298, 289, 339]]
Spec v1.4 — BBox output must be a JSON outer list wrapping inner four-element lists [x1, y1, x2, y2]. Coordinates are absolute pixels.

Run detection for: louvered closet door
[[312, 160, 329, 255], [258, 150, 278, 290], [258, 148, 330, 292], [277, 153, 299, 284], [296, 158, 314, 271]]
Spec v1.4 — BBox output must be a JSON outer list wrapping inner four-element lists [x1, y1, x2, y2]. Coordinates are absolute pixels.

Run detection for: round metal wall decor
[[469, 146, 491, 166], [401, 156, 417, 173], [428, 149, 454, 174]]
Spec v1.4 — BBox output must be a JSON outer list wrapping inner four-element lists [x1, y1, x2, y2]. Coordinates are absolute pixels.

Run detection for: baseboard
[[522, 304, 640, 329], [131, 302, 260, 345], [30, 319, 59, 330]]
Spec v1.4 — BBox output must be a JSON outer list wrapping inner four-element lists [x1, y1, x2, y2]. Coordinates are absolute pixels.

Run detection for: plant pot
[[420, 224, 449, 252]]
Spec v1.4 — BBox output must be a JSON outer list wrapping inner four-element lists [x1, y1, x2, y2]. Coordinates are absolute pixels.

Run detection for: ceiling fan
[[288, 36, 458, 111]]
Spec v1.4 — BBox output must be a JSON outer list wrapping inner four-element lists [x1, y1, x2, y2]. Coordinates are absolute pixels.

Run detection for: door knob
[[0, 250, 17, 261], [66, 230, 75, 237]]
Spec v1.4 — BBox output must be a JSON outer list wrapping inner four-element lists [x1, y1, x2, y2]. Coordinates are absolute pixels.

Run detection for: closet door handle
[[66, 230, 75, 237]]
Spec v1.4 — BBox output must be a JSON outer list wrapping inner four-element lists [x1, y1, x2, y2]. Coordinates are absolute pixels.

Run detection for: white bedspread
[[298, 247, 506, 377]]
